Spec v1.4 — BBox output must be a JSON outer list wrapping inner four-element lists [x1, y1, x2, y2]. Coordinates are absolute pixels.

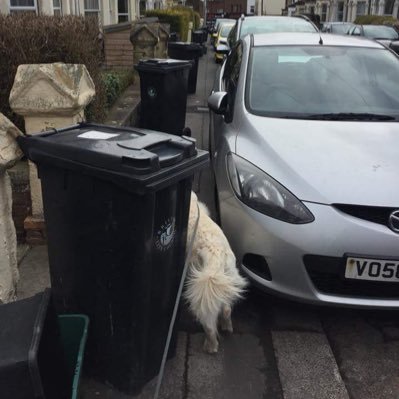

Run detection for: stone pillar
[[378, 0, 385, 14], [0, 114, 23, 303], [330, 0, 338, 21], [393, 0, 399, 16], [187, 21, 193, 43], [0, 1, 8, 13], [9, 63, 95, 245]]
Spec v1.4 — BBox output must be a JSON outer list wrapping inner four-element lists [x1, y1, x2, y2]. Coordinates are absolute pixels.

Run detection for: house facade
[[0, 0, 167, 25], [256, 0, 286, 15], [287, 0, 399, 22]]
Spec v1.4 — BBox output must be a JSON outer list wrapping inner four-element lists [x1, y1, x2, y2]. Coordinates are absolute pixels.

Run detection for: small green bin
[[58, 315, 89, 399]]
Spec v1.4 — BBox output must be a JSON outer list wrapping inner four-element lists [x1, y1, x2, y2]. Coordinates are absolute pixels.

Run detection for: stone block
[[9, 63, 95, 119]]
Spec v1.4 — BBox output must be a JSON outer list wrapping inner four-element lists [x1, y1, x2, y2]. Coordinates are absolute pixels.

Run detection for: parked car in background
[[227, 15, 318, 49], [211, 18, 235, 46], [208, 32, 399, 308], [322, 22, 354, 35], [214, 22, 235, 63], [347, 24, 399, 54]]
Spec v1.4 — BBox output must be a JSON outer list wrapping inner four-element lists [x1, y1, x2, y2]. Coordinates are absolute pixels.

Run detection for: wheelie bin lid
[[168, 42, 203, 55], [17, 123, 209, 193], [135, 58, 192, 73]]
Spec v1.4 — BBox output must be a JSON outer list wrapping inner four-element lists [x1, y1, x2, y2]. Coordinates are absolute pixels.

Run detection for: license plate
[[345, 257, 399, 282]]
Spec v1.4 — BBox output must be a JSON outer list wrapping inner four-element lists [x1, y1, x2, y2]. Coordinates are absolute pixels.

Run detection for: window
[[118, 0, 129, 22], [356, 1, 366, 16], [53, 0, 62, 15], [84, 0, 100, 17], [9, 0, 37, 13], [337, 2, 344, 21], [321, 4, 327, 22], [384, 0, 394, 14]]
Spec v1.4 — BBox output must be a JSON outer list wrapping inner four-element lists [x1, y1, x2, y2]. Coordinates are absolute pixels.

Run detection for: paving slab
[[187, 332, 267, 399], [17, 244, 50, 299], [81, 333, 187, 399], [272, 331, 349, 399], [270, 302, 323, 333], [323, 315, 399, 399]]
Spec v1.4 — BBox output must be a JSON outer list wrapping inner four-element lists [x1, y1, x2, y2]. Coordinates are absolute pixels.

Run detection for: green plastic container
[[58, 315, 89, 399]]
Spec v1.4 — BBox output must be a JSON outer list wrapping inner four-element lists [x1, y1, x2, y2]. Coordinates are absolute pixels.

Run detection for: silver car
[[208, 33, 399, 308]]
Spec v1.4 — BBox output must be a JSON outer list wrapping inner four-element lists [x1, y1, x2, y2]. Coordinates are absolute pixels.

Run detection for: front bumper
[[220, 192, 399, 308]]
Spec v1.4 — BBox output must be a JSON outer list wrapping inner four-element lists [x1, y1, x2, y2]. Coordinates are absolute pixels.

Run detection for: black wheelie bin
[[18, 123, 208, 395], [167, 42, 203, 94], [135, 58, 192, 136]]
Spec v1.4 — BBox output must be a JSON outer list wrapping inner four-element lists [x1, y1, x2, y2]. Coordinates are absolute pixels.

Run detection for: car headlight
[[226, 153, 314, 224]]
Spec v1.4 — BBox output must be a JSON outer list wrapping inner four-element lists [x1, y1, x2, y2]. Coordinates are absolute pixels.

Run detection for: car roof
[[358, 24, 395, 27], [328, 22, 354, 25], [242, 15, 309, 22], [250, 32, 385, 48]]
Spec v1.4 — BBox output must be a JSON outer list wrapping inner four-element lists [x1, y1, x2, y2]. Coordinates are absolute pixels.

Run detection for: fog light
[[242, 254, 272, 281]]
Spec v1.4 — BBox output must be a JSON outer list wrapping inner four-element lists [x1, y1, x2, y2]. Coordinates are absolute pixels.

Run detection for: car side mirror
[[208, 92, 228, 114]]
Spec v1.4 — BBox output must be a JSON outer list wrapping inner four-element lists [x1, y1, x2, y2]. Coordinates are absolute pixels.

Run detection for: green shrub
[[102, 70, 134, 109], [0, 13, 105, 131], [354, 14, 398, 25], [145, 7, 200, 41]]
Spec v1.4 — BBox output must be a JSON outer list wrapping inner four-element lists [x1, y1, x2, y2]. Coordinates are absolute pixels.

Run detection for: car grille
[[304, 254, 399, 299], [333, 204, 398, 229]]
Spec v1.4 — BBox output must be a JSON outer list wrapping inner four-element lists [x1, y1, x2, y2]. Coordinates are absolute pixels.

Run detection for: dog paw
[[203, 339, 219, 354]]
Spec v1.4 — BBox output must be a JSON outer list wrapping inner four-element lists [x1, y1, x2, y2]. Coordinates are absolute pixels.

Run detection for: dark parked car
[[347, 24, 399, 54]]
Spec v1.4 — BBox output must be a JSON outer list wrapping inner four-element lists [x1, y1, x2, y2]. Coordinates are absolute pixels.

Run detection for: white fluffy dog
[[185, 192, 247, 353]]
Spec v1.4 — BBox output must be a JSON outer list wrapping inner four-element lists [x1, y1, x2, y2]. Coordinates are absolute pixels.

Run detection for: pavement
[[16, 42, 399, 399]]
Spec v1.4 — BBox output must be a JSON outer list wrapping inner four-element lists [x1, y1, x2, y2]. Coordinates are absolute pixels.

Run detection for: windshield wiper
[[306, 112, 396, 121]]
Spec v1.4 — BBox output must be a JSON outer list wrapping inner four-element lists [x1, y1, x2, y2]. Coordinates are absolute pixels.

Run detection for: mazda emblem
[[388, 210, 399, 233]]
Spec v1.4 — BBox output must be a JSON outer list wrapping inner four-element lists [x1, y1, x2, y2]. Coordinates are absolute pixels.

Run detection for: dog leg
[[220, 304, 233, 333], [202, 313, 219, 354]]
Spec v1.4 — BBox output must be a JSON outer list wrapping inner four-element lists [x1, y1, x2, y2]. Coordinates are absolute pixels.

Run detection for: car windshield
[[220, 24, 234, 37], [247, 45, 399, 120], [363, 25, 399, 39], [240, 18, 317, 38]]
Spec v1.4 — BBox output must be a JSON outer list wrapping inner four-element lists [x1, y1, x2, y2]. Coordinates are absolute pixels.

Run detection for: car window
[[246, 45, 399, 119], [363, 25, 399, 40], [331, 24, 352, 34], [352, 26, 362, 35], [240, 17, 317, 38], [220, 24, 234, 37]]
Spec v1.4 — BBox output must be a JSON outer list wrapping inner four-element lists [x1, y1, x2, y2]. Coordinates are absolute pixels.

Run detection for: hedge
[[0, 14, 105, 131], [145, 7, 201, 42], [102, 70, 135, 110], [354, 15, 399, 25]]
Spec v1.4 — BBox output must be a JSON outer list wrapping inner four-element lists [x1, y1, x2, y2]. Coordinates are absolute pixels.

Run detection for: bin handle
[[153, 200, 200, 399]]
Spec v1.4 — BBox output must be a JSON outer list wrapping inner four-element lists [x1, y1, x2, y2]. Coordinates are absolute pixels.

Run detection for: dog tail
[[184, 250, 247, 320]]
